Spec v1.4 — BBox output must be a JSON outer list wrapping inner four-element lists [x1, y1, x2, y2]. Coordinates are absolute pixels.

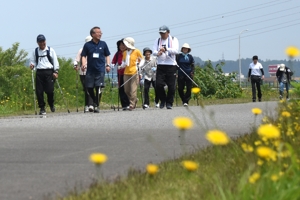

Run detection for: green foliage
[[0, 42, 28, 66], [193, 60, 242, 99]]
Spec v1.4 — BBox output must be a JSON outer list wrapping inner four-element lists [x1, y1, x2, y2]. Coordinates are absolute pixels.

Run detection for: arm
[[152, 38, 159, 56], [260, 68, 264, 79], [248, 69, 251, 81], [29, 50, 36, 70], [74, 48, 82, 70], [81, 44, 88, 72], [105, 56, 111, 72], [51, 48, 59, 73], [165, 37, 179, 55]]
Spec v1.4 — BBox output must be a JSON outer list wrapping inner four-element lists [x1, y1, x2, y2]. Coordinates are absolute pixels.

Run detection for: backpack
[[157, 36, 174, 46], [35, 46, 53, 66]]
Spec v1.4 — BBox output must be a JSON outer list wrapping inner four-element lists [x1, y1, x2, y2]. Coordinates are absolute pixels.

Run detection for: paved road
[[0, 102, 278, 200]]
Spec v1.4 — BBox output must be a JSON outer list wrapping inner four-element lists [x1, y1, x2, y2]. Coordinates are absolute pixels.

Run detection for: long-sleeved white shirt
[[73, 48, 86, 75], [30, 46, 59, 71], [152, 35, 179, 65]]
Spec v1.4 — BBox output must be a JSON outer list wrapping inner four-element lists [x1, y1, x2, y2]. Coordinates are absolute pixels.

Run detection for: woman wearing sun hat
[[176, 43, 195, 107], [119, 37, 144, 111]]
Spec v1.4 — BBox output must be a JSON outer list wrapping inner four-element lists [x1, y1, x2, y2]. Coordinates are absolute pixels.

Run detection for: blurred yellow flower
[[252, 108, 262, 115], [89, 153, 107, 165], [254, 140, 262, 146], [182, 160, 199, 172], [286, 46, 300, 58], [191, 87, 201, 94], [271, 174, 279, 182], [241, 143, 254, 153], [173, 117, 193, 130], [146, 164, 159, 175], [257, 124, 280, 139], [257, 159, 264, 166], [249, 172, 260, 184], [281, 111, 291, 117], [206, 130, 230, 145], [256, 146, 275, 159], [279, 171, 284, 176], [283, 163, 289, 168]]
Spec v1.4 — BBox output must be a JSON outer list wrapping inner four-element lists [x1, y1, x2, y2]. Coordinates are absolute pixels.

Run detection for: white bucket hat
[[123, 37, 135, 49], [85, 36, 92, 43], [279, 63, 285, 71], [181, 43, 191, 53]]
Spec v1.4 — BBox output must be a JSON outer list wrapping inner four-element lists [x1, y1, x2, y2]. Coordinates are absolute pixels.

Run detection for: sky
[[1, 0, 300, 62]]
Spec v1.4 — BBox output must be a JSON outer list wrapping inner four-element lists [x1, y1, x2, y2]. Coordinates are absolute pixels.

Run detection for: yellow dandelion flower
[[262, 116, 270, 123], [249, 172, 260, 184], [279, 171, 284, 176], [257, 124, 280, 139], [191, 87, 201, 94], [256, 146, 275, 159], [173, 117, 193, 130], [271, 174, 279, 182], [206, 130, 230, 145], [286, 46, 300, 58], [257, 159, 264, 166], [241, 143, 254, 153], [146, 164, 159, 175], [182, 160, 199, 172], [252, 108, 262, 115], [254, 140, 262, 146], [286, 127, 294, 136], [281, 111, 291, 117], [283, 163, 289, 168], [89, 153, 107, 165]]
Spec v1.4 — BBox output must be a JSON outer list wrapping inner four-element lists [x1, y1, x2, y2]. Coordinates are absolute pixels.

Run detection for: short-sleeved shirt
[[249, 62, 263, 76], [177, 54, 195, 76], [122, 49, 143, 75], [81, 40, 110, 74]]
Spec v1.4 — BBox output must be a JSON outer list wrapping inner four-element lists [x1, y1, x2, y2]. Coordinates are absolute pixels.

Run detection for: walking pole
[[140, 78, 145, 109], [175, 74, 178, 107], [75, 70, 79, 112], [110, 66, 115, 110], [31, 70, 37, 115], [117, 72, 120, 111], [56, 79, 70, 113]]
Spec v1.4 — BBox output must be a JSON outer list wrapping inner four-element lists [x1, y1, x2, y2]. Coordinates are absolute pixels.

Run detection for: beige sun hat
[[181, 43, 191, 53], [85, 36, 92, 43], [279, 63, 285, 71], [123, 37, 136, 49]]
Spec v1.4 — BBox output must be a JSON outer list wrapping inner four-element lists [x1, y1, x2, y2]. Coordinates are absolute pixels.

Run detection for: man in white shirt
[[152, 25, 179, 109], [247, 55, 264, 102], [30, 34, 59, 115]]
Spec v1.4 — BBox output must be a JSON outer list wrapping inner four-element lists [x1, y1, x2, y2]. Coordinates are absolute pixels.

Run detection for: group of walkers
[[29, 25, 196, 115], [29, 25, 294, 115]]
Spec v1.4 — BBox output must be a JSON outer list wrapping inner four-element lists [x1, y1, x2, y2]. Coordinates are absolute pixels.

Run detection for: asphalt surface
[[0, 101, 278, 200]]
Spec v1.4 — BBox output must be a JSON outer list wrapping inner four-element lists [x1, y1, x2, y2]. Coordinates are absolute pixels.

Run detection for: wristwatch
[[106, 64, 110, 67]]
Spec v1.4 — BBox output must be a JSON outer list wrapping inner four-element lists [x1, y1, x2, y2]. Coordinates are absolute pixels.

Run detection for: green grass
[[56, 99, 300, 200]]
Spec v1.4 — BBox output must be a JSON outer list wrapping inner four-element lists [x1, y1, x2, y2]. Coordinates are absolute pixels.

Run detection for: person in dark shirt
[[176, 43, 195, 107], [276, 63, 292, 100], [81, 26, 111, 113]]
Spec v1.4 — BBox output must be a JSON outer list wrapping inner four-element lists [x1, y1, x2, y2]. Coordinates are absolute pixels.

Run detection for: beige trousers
[[123, 74, 139, 108]]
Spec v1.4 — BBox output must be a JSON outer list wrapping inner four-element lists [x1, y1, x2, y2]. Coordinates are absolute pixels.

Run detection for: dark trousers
[[118, 74, 130, 108], [80, 75, 93, 106], [251, 75, 262, 101], [156, 65, 177, 106], [87, 87, 100, 107], [178, 75, 193, 104], [36, 69, 54, 108], [144, 79, 159, 105]]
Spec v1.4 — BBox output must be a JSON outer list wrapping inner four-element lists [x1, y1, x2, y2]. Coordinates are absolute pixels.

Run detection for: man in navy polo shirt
[[81, 26, 111, 113]]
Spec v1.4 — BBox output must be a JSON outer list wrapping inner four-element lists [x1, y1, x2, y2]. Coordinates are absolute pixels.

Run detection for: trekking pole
[[110, 66, 115, 110], [140, 78, 145, 109], [117, 72, 120, 111], [167, 55, 199, 87], [175, 74, 178, 107], [56, 79, 70, 113], [31, 70, 37, 115], [75, 70, 79, 112]]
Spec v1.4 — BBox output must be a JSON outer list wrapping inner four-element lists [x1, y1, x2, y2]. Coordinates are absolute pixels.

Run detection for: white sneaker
[[183, 103, 188, 107], [88, 105, 94, 112], [144, 104, 149, 108], [84, 106, 89, 112], [155, 103, 159, 108]]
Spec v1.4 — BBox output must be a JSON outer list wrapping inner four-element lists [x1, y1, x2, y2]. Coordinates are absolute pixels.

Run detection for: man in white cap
[[119, 37, 144, 111], [81, 26, 111, 113], [74, 36, 93, 112], [152, 25, 179, 109], [29, 34, 59, 115], [276, 63, 292, 100], [176, 43, 195, 107]]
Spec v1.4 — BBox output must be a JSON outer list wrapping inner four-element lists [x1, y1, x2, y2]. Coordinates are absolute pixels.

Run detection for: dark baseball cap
[[252, 55, 258, 60], [37, 34, 46, 42], [159, 25, 170, 33]]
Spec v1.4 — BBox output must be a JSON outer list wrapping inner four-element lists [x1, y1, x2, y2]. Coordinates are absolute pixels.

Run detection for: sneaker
[[50, 106, 55, 112], [122, 106, 129, 111], [160, 102, 165, 109], [183, 103, 188, 107], [39, 108, 46, 115], [88, 105, 94, 112], [84, 106, 89, 112], [166, 104, 172, 109], [155, 103, 159, 108], [279, 95, 283, 100], [128, 106, 134, 111], [258, 99, 261, 102], [143, 104, 149, 109], [94, 107, 100, 113], [252, 99, 256, 102]]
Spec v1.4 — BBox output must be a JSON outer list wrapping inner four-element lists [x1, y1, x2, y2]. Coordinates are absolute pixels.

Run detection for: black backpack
[[35, 46, 53, 66]]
